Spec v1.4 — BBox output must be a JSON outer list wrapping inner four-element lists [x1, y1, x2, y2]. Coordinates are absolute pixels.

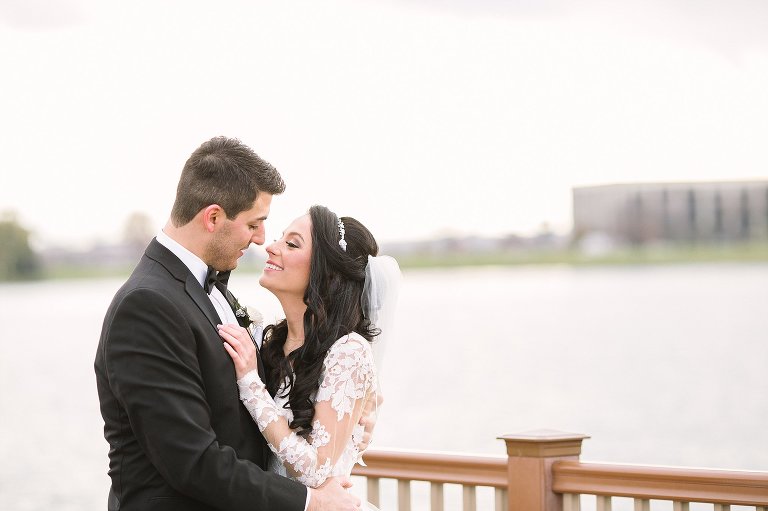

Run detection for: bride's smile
[[259, 214, 312, 299]]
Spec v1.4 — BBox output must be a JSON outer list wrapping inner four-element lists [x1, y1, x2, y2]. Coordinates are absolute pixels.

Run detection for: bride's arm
[[220, 325, 376, 488]]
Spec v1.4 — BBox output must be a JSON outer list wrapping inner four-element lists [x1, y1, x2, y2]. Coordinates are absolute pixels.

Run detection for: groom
[[94, 137, 360, 511]]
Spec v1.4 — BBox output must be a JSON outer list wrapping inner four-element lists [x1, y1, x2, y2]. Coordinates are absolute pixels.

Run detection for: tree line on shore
[[0, 211, 155, 282], [3, 210, 767, 283], [0, 212, 41, 281]]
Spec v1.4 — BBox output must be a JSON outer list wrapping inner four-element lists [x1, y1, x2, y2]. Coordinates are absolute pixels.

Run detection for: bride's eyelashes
[[271, 239, 300, 249]]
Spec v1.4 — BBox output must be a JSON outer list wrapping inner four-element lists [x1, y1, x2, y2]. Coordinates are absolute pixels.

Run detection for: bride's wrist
[[236, 369, 264, 388]]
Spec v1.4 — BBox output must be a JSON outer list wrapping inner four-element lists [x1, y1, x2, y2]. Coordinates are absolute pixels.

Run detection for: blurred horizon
[[6, 175, 768, 251]]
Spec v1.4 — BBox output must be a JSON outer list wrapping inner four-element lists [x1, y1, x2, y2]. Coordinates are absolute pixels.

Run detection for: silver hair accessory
[[337, 219, 347, 251]]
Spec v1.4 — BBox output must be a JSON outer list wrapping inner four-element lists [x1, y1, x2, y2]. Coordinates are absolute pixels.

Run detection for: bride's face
[[259, 214, 312, 299]]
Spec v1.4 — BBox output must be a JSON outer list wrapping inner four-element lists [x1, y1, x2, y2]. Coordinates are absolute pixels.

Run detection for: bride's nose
[[265, 241, 279, 256]]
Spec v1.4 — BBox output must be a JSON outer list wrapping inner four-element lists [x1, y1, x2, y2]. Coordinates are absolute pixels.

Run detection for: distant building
[[573, 180, 768, 245]]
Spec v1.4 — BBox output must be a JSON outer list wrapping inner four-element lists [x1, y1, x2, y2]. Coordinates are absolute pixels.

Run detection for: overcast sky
[[2, 0, 767, 248]]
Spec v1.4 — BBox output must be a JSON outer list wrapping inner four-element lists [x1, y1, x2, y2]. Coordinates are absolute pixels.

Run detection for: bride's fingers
[[222, 333, 257, 367], [222, 340, 240, 361], [218, 324, 241, 337], [221, 328, 248, 349], [218, 324, 242, 337], [220, 331, 241, 351], [219, 329, 246, 354], [218, 324, 251, 344]]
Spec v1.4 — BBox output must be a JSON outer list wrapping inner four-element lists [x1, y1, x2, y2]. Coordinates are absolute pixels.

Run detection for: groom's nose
[[250, 226, 266, 245]]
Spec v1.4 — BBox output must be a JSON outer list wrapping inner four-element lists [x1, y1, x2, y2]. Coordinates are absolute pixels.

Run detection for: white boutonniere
[[245, 306, 263, 328], [230, 295, 257, 327], [235, 305, 264, 342]]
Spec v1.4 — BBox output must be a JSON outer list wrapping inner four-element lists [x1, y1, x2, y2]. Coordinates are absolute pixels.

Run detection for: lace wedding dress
[[237, 332, 379, 508]]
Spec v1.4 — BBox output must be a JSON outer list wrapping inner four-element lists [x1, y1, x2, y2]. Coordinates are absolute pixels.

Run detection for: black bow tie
[[204, 267, 231, 295]]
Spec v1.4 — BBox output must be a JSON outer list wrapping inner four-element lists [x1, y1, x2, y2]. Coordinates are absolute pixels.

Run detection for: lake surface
[[1, 263, 766, 510]]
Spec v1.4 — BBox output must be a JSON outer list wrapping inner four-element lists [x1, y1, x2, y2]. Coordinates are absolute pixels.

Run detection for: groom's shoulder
[[128, 255, 177, 288], [111, 256, 182, 305]]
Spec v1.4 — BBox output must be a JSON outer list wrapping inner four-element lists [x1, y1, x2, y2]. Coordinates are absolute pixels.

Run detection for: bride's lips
[[264, 260, 284, 271]]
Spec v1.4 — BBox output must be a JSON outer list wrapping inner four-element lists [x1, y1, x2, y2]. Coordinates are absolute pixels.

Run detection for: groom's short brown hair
[[170, 136, 286, 226]]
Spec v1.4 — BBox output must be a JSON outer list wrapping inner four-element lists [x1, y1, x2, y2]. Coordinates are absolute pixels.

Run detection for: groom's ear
[[201, 204, 225, 233]]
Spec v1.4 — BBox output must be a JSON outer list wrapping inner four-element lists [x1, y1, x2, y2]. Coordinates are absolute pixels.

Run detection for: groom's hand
[[308, 477, 360, 511]]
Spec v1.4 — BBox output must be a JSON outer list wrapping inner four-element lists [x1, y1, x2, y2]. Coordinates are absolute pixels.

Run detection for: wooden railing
[[353, 449, 509, 510], [351, 430, 768, 510], [554, 460, 768, 511]]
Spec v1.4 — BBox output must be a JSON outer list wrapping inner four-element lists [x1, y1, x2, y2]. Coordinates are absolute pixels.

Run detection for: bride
[[218, 205, 400, 509]]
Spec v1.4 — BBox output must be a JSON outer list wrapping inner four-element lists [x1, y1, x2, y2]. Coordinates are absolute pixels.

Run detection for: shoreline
[[18, 242, 768, 282]]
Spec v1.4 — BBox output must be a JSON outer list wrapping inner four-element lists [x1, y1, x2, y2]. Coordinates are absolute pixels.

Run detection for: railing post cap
[[499, 429, 590, 442], [498, 429, 590, 458]]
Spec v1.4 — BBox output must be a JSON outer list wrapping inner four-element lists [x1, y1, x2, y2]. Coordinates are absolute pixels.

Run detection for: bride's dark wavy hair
[[261, 205, 380, 437]]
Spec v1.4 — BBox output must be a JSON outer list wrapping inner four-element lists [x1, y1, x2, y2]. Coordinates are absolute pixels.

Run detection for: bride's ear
[[201, 205, 225, 233]]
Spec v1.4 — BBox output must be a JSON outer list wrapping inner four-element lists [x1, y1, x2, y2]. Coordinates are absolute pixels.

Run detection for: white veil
[[361, 255, 402, 376]]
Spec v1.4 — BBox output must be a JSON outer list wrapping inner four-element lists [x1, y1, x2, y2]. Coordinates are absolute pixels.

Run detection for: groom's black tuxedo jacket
[[94, 239, 305, 511]]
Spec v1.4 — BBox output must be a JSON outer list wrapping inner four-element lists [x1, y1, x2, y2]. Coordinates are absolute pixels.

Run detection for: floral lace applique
[[237, 333, 376, 488], [315, 336, 375, 420], [310, 420, 331, 449]]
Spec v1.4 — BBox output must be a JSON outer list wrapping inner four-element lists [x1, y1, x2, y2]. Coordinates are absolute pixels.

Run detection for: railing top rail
[[362, 446, 508, 460], [553, 460, 768, 506], [352, 449, 508, 487]]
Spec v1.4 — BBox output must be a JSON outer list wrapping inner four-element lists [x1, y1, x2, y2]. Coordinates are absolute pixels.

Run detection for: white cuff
[[236, 368, 263, 388]]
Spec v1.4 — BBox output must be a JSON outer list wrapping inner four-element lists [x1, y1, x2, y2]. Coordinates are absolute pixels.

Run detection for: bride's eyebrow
[[285, 231, 305, 242]]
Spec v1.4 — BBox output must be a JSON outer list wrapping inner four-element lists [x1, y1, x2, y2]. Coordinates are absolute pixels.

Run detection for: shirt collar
[[156, 229, 209, 289]]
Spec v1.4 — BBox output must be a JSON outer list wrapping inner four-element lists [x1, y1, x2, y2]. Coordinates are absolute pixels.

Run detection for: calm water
[[1, 263, 767, 510]]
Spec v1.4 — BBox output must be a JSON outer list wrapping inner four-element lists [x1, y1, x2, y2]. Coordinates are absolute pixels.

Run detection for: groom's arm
[[105, 287, 306, 510]]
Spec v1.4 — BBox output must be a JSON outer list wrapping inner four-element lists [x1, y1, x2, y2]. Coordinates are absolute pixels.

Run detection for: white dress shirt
[[155, 231, 311, 510], [156, 230, 237, 325]]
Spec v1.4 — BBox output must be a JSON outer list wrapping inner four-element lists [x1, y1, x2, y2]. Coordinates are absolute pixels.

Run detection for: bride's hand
[[218, 324, 259, 380]]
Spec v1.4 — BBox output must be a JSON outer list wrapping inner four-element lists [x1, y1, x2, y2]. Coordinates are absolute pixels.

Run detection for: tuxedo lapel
[[144, 239, 221, 329], [145, 238, 265, 378], [225, 288, 266, 380], [223, 289, 240, 319], [186, 278, 223, 330]]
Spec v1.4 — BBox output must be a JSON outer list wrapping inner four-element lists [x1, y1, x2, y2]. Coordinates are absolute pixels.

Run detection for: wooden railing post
[[499, 429, 589, 511]]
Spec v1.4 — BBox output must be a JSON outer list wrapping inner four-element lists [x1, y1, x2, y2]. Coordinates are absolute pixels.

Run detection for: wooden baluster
[[398, 479, 411, 511], [495, 488, 508, 511], [713, 506, 730, 511], [596, 495, 612, 511], [562, 494, 580, 511], [366, 477, 380, 507], [463, 486, 476, 511], [634, 499, 650, 511], [430, 482, 444, 511], [672, 503, 689, 511]]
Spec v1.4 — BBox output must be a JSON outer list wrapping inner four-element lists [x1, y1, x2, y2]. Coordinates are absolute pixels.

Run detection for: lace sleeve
[[237, 335, 376, 488]]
